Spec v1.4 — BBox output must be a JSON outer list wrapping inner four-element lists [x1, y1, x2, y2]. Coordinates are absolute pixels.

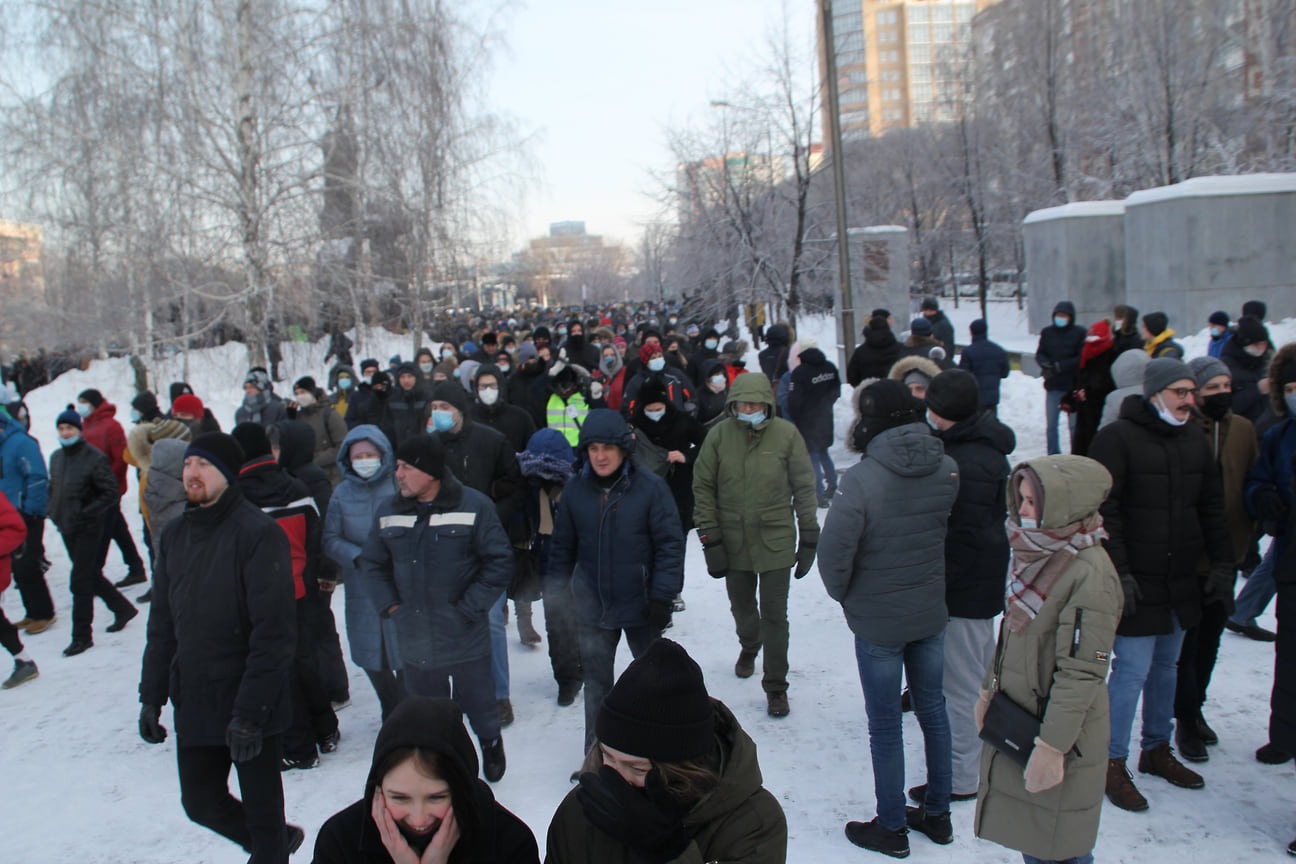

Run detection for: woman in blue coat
[[324, 424, 404, 720]]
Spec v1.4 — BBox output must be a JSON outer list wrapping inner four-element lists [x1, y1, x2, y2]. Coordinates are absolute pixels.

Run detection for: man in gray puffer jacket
[[818, 378, 960, 858]]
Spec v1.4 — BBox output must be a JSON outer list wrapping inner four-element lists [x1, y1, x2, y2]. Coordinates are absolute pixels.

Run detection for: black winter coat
[[278, 419, 335, 518], [936, 412, 1014, 618], [758, 324, 791, 383], [238, 456, 327, 601], [847, 328, 903, 387], [1221, 338, 1270, 424], [926, 311, 956, 354], [470, 400, 537, 455], [345, 386, 395, 442], [47, 439, 118, 536], [787, 349, 840, 451], [386, 385, 429, 448], [435, 419, 525, 546], [509, 367, 548, 429], [957, 334, 1010, 408], [1035, 323, 1086, 392], [139, 484, 296, 744], [1071, 348, 1117, 457], [631, 399, 706, 531], [1088, 395, 1233, 636]]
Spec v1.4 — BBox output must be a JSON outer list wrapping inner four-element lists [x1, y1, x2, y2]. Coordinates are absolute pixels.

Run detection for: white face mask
[[648, 357, 666, 372], [295, 392, 315, 408], [1019, 517, 1038, 530], [1152, 395, 1189, 427], [1244, 344, 1267, 357], [478, 387, 500, 406], [709, 374, 727, 391], [351, 456, 382, 478], [644, 408, 666, 422]]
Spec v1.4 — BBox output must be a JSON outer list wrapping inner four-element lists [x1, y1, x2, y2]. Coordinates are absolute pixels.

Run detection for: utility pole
[[820, 0, 855, 359]]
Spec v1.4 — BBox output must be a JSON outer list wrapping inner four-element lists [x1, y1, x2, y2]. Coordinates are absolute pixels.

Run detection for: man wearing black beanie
[[356, 432, 515, 782], [138, 430, 304, 858]]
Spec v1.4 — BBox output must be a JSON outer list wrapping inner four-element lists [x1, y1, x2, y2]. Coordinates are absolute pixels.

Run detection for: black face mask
[[1200, 391, 1232, 421]]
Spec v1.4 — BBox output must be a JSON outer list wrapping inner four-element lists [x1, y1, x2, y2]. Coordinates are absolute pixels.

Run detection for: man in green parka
[[693, 372, 819, 717]]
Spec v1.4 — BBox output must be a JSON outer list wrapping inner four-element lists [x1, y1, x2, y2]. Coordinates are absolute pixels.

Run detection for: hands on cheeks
[[371, 788, 460, 864]]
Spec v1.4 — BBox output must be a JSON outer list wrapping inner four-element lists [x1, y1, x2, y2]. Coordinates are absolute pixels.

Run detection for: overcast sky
[[487, 0, 817, 249]]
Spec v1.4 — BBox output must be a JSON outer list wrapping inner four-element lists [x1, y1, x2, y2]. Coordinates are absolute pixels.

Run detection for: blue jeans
[[809, 448, 837, 498], [1045, 389, 1075, 455], [1230, 543, 1276, 628], [1024, 854, 1094, 864], [1108, 616, 1184, 760], [404, 654, 501, 742], [855, 631, 952, 830], [489, 592, 509, 700]]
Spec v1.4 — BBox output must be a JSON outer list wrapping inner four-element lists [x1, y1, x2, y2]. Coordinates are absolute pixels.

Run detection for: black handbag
[[979, 621, 1042, 767]]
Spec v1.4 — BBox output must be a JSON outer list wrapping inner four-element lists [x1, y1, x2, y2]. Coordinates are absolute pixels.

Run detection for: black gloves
[[576, 766, 691, 864], [138, 704, 167, 744], [646, 598, 673, 632], [225, 717, 264, 763], [1203, 566, 1237, 616], [1039, 361, 1060, 378], [1119, 573, 1141, 618], [698, 529, 728, 579], [1253, 486, 1287, 525], [794, 531, 819, 580]]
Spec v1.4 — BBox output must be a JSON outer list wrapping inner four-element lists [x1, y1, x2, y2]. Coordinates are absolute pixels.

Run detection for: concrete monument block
[[1023, 202, 1126, 334], [831, 226, 910, 363]]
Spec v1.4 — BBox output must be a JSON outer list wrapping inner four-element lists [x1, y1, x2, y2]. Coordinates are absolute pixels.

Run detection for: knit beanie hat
[[926, 369, 980, 423], [871, 308, 892, 319], [430, 380, 469, 416], [595, 638, 714, 762], [131, 391, 161, 420], [517, 341, 540, 363], [969, 318, 988, 337], [360, 358, 380, 374], [1242, 300, 1267, 320], [244, 367, 272, 392], [77, 388, 105, 409], [230, 422, 273, 461], [639, 342, 664, 365], [1142, 312, 1169, 337], [171, 394, 204, 418], [1234, 316, 1270, 348], [910, 317, 933, 337], [1143, 357, 1194, 397], [853, 379, 918, 451], [921, 297, 939, 312], [184, 432, 246, 485], [1208, 310, 1230, 327], [293, 376, 317, 394], [1188, 356, 1230, 389], [56, 404, 83, 430], [395, 433, 445, 479]]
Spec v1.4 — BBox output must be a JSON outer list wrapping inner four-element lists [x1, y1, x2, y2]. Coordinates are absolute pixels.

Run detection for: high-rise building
[[820, 0, 1002, 141]]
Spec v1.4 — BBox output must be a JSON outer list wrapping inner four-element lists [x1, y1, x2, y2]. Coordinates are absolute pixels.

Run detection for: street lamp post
[[819, 0, 856, 362]]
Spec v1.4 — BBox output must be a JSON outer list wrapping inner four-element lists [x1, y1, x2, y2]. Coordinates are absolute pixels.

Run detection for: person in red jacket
[[76, 389, 147, 588], [0, 490, 38, 689]]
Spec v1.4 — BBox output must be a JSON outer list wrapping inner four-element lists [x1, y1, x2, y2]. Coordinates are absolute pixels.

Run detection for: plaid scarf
[[1004, 513, 1107, 634]]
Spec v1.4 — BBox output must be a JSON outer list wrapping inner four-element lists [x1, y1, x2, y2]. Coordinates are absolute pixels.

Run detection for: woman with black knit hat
[[313, 697, 538, 864], [546, 638, 787, 864]]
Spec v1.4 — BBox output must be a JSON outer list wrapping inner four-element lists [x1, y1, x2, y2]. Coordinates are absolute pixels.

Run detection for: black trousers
[[96, 505, 144, 573], [1175, 596, 1231, 723], [0, 606, 23, 656], [542, 581, 582, 690], [365, 633, 406, 722], [11, 513, 54, 620], [315, 591, 350, 703], [578, 623, 660, 753], [64, 524, 134, 642], [177, 735, 287, 863], [284, 598, 337, 761]]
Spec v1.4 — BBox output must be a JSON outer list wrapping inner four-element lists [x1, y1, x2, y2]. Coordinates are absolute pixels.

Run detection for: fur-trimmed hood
[[887, 354, 942, 384], [1271, 341, 1296, 417]]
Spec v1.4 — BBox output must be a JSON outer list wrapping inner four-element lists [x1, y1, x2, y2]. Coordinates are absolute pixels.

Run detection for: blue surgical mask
[[737, 409, 765, 425], [429, 410, 456, 432], [419, 362, 434, 374], [75, 402, 93, 418], [338, 377, 353, 390], [705, 338, 719, 350], [1053, 316, 1069, 329], [59, 432, 81, 447], [1019, 517, 1038, 530], [644, 408, 666, 422], [129, 408, 142, 423], [1210, 326, 1225, 339], [351, 456, 382, 479], [648, 357, 666, 372], [925, 411, 940, 430], [362, 374, 374, 385], [603, 356, 616, 368], [1286, 393, 1296, 417]]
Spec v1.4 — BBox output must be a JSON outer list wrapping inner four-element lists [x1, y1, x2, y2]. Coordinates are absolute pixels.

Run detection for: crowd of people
[[0, 295, 1293, 864]]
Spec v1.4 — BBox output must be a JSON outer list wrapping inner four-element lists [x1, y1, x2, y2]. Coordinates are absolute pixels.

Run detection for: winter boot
[[498, 698, 514, 727], [1138, 742, 1204, 789], [106, 605, 139, 633], [845, 818, 909, 858], [137, 589, 152, 603], [115, 567, 148, 589], [557, 680, 582, 707], [517, 610, 542, 647], [904, 806, 953, 845], [281, 754, 319, 771], [735, 649, 758, 679], [671, 594, 686, 613], [2, 659, 38, 689], [1196, 715, 1218, 746], [767, 690, 790, 718], [286, 825, 306, 855], [13, 617, 30, 630], [24, 615, 55, 634], [1175, 720, 1208, 763], [908, 784, 976, 804], [1257, 742, 1291, 765], [901, 688, 912, 713], [1105, 758, 1149, 812], [62, 638, 93, 657], [482, 737, 506, 782], [318, 729, 341, 754]]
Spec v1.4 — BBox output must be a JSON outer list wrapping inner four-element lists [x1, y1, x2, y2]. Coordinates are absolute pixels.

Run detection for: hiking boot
[[136, 589, 152, 603], [1225, 620, 1277, 642], [904, 806, 953, 845], [1105, 758, 1149, 812], [286, 824, 305, 855], [498, 698, 514, 727], [671, 595, 686, 613], [2, 659, 38, 689], [62, 638, 93, 657], [907, 784, 976, 805], [735, 649, 758, 679], [13, 617, 30, 630], [1138, 742, 1204, 789], [281, 754, 319, 771], [106, 605, 139, 633], [767, 690, 790, 717], [1257, 743, 1292, 765], [557, 680, 582, 707], [1175, 723, 1208, 763], [318, 730, 341, 754], [482, 737, 506, 782], [845, 818, 909, 858], [517, 614, 542, 647], [24, 616, 55, 634], [1196, 715, 1218, 747], [115, 568, 148, 589]]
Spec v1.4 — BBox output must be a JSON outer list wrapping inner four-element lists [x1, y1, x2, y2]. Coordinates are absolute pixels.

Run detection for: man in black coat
[[920, 297, 956, 354], [137, 432, 302, 861], [957, 318, 1010, 412], [1088, 358, 1234, 812], [924, 370, 1014, 800], [471, 365, 537, 455], [387, 363, 430, 448], [47, 407, 137, 656], [787, 339, 842, 507], [1035, 300, 1086, 455], [847, 314, 902, 387], [758, 323, 791, 384], [1220, 315, 1272, 424]]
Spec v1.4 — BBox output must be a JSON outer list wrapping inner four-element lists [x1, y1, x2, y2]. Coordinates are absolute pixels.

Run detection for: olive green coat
[[544, 699, 787, 864], [692, 373, 818, 572], [974, 456, 1123, 862]]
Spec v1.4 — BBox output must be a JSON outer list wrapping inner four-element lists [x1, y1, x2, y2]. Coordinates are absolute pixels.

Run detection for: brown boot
[[767, 690, 790, 717], [1105, 758, 1149, 811], [1138, 741, 1204, 789], [735, 649, 758, 679]]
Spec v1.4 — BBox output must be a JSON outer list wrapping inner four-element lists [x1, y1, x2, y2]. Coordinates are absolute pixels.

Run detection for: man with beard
[[138, 432, 303, 861]]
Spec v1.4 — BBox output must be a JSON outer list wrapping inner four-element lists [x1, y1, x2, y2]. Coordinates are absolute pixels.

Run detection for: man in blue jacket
[[1035, 300, 1086, 454], [0, 402, 54, 631], [958, 318, 1010, 413], [548, 409, 685, 757], [357, 433, 514, 782]]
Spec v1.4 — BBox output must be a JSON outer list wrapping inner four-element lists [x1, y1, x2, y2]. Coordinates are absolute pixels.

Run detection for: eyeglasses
[[1164, 387, 1197, 399]]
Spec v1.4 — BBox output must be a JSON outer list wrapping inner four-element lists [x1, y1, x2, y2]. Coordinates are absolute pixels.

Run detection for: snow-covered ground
[[4, 310, 1296, 863]]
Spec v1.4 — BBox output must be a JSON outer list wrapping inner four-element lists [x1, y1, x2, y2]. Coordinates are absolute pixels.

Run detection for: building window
[[933, 23, 954, 43], [908, 5, 929, 24], [931, 3, 954, 23], [955, 3, 976, 24], [910, 44, 930, 63], [911, 82, 933, 102], [837, 31, 864, 53], [911, 63, 931, 83]]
